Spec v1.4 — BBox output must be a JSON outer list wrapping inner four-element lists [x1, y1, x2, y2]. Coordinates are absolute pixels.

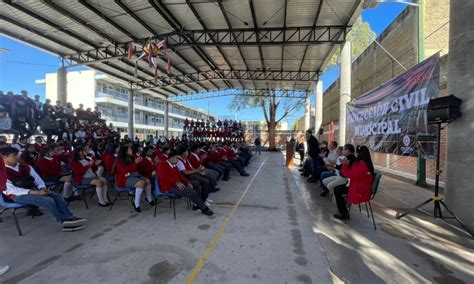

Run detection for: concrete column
[[304, 95, 311, 131], [164, 100, 169, 137], [57, 66, 67, 105], [314, 80, 323, 137], [339, 41, 352, 146], [444, 0, 474, 231], [128, 88, 134, 139]]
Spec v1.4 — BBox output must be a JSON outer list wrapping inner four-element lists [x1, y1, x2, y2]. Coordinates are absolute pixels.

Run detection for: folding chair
[[71, 174, 96, 209], [345, 172, 382, 230], [153, 177, 191, 220], [0, 194, 33, 236], [109, 177, 135, 212]]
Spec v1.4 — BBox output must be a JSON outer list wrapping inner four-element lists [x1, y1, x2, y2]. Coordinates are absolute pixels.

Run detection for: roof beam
[[132, 69, 318, 89], [78, 0, 199, 93], [281, 0, 288, 71], [249, 0, 265, 70], [298, 0, 325, 73], [185, 0, 242, 89], [148, 0, 224, 90], [217, 0, 256, 90], [170, 89, 308, 102]]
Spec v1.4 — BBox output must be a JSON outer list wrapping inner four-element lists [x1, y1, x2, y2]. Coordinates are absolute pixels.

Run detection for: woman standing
[[70, 147, 110, 207], [334, 145, 375, 220], [115, 145, 155, 212]]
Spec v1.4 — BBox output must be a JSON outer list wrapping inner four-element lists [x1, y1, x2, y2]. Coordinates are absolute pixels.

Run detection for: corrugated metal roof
[[0, 0, 362, 98]]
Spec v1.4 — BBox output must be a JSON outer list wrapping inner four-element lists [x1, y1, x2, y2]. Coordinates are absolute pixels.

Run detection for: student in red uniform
[[115, 145, 154, 212], [334, 145, 375, 220], [205, 144, 231, 180], [101, 143, 118, 178], [33, 136, 45, 153], [188, 145, 221, 181], [70, 147, 110, 207], [137, 147, 157, 180], [2, 147, 86, 232], [36, 146, 74, 200], [20, 144, 38, 167], [156, 150, 213, 216]]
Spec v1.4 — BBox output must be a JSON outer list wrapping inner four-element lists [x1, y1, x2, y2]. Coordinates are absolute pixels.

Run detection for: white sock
[[96, 187, 106, 204], [63, 182, 72, 198], [145, 184, 153, 202], [135, 188, 144, 207], [101, 186, 109, 203]]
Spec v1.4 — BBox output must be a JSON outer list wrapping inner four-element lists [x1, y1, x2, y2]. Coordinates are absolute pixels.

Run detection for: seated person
[[188, 144, 221, 181], [307, 148, 329, 184], [320, 144, 342, 196], [115, 145, 154, 212], [20, 144, 38, 167], [1, 147, 86, 232], [36, 146, 74, 200], [333, 145, 375, 220], [0, 105, 17, 134], [70, 147, 110, 207], [137, 147, 157, 180], [157, 150, 213, 216]]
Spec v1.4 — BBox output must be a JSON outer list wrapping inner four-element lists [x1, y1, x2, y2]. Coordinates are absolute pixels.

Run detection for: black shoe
[[146, 199, 156, 206], [301, 173, 310, 177], [333, 213, 350, 220], [131, 199, 141, 213], [307, 178, 318, 183], [320, 190, 329, 197], [240, 173, 250, 177], [98, 202, 110, 207], [192, 205, 200, 211], [210, 187, 221, 193], [26, 207, 44, 217], [223, 178, 229, 181], [63, 217, 87, 227], [298, 168, 304, 172], [201, 207, 214, 216]]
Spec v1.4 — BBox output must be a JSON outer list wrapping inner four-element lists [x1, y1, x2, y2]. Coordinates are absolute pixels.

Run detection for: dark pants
[[334, 185, 349, 216], [206, 163, 225, 180], [187, 174, 210, 202], [299, 151, 305, 165], [228, 159, 246, 175], [169, 185, 206, 209]]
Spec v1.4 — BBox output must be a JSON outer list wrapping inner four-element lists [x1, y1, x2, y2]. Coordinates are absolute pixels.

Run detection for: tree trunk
[[268, 121, 277, 151]]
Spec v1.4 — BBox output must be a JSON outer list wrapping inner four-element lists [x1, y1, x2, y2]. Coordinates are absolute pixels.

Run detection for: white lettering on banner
[[349, 88, 429, 123], [354, 119, 401, 137]]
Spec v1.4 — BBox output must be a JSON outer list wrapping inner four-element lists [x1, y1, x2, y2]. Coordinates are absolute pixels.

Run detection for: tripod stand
[[396, 122, 473, 238]]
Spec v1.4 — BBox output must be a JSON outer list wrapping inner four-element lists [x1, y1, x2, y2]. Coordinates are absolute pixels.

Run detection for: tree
[[325, 17, 376, 69], [229, 91, 304, 151]]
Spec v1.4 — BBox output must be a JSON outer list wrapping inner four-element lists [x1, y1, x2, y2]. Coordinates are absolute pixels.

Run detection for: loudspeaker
[[427, 95, 462, 124]]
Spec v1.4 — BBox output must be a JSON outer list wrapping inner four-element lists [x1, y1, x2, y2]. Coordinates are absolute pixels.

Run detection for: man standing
[[305, 129, 320, 183]]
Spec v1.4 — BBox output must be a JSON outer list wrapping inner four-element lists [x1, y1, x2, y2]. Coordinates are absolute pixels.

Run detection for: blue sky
[[0, 2, 407, 126]]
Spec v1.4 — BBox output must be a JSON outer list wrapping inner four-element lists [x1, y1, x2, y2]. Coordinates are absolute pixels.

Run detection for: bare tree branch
[[276, 98, 305, 124]]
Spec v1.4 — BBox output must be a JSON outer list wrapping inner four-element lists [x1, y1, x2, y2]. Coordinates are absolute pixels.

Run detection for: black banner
[[346, 54, 440, 159]]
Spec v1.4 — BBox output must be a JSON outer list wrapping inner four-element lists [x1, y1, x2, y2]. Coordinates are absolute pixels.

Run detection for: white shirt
[[176, 160, 186, 171], [76, 130, 86, 138], [335, 155, 345, 176], [5, 164, 46, 197]]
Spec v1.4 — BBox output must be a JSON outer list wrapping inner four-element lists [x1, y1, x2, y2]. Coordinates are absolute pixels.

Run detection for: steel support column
[[128, 87, 134, 139], [304, 96, 311, 131], [339, 41, 351, 146], [57, 66, 67, 106], [314, 80, 323, 136], [164, 100, 169, 137]]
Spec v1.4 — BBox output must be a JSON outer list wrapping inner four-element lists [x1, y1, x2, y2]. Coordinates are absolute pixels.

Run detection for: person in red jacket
[[101, 143, 118, 178], [36, 146, 73, 200], [156, 150, 213, 216], [70, 147, 110, 207], [137, 147, 157, 179], [334, 145, 375, 220], [115, 145, 154, 212]]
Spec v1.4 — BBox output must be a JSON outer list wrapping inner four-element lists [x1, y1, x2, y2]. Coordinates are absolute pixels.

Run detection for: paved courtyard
[[0, 152, 472, 283]]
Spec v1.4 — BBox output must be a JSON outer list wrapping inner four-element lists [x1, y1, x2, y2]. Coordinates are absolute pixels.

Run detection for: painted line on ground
[[185, 157, 268, 284]]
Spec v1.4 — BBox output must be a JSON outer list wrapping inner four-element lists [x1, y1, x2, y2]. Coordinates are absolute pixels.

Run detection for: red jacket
[[225, 148, 237, 159], [101, 153, 116, 177], [188, 152, 202, 169], [70, 160, 91, 184], [157, 160, 189, 193], [0, 156, 7, 193], [341, 161, 374, 204], [115, 160, 138, 188], [36, 157, 62, 179], [137, 157, 155, 178]]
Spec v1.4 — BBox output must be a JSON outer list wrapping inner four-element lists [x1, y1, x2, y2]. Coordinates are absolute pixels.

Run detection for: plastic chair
[[153, 177, 191, 220], [345, 172, 382, 230], [0, 194, 33, 236], [71, 174, 96, 209], [109, 177, 135, 212]]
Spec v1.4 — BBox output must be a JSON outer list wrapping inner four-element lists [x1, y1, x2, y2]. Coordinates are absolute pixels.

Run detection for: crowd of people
[[0, 133, 254, 232], [0, 90, 116, 143], [297, 129, 375, 220], [181, 118, 245, 142]]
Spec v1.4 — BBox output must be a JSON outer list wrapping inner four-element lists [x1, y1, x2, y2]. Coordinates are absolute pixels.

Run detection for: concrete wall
[[444, 0, 474, 231], [295, 3, 450, 185], [45, 69, 96, 109]]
